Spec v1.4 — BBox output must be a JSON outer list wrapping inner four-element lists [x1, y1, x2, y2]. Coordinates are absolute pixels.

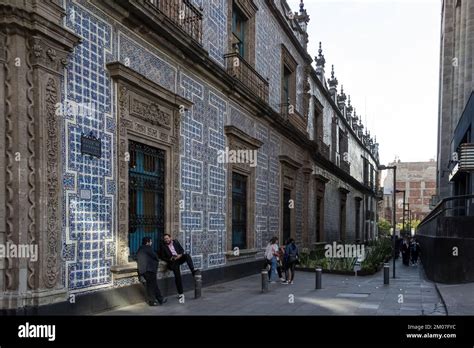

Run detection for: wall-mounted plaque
[[81, 132, 102, 159]]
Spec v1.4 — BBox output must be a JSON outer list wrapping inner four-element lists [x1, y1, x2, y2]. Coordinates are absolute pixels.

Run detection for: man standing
[[137, 237, 167, 306], [158, 233, 199, 300]]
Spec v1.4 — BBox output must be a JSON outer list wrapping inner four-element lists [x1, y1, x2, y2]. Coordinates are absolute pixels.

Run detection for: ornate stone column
[[0, 0, 80, 309]]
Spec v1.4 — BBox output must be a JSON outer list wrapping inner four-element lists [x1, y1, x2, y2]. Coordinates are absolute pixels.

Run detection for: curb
[[433, 282, 449, 316]]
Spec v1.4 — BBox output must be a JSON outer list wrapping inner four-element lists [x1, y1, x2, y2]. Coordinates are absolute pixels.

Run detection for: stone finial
[[315, 42, 326, 69], [297, 0, 310, 29], [337, 85, 347, 111], [346, 95, 353, 117], [328, 65, 338, 101], [328, 65, 338, 88]]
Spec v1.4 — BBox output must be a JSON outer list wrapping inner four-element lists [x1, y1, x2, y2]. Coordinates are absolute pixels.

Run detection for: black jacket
[[136, 245, 159, 275], [158, 240, 185, 263]]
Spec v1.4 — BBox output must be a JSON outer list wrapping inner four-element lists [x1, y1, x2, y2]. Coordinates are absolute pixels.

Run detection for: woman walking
[[283, 238, 299, 284]]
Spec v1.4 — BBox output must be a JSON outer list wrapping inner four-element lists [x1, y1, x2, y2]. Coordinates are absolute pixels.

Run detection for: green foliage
[[378, 218, 392, 236], [361, 238, 392, 273]]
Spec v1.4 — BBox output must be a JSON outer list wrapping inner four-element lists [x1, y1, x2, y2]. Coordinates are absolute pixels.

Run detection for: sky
[[288, 0, 441, 165]]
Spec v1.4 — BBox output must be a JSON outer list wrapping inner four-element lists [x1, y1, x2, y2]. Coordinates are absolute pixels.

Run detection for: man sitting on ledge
[[158, 233, 199, 300]]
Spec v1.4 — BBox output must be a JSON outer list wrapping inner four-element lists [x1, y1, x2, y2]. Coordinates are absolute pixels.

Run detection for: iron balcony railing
[[224, 52, 269, 103], [149, 0, 203, 43], [335, 151, 350, 174], [279, 102, 291, 120], [316, 138, 330, 160]]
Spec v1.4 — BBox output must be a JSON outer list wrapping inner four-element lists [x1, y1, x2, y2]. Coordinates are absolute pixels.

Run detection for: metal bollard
[[315, 267, 322, 289], [383, 263, 390, 285], [261, 269, 269, 293], [194, 270, 202, 299]]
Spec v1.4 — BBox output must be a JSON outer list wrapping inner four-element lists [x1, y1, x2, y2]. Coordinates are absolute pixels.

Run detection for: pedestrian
[[136, 237, 167, 306], [277, 240, 287, 283], [158, 233, 199, 301], [282, 238, 299, 284], [265, 237, 279, 283], [401, 237, 410, 266], [394, 235, 400, 259], [410, 237, 419, 266]]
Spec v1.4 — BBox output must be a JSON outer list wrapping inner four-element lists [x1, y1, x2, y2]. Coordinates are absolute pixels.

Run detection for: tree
[[377, 218, 392, 236]]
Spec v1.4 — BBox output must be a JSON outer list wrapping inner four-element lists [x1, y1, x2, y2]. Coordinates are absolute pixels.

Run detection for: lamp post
[[396, 189, 406, 235], [404, 203, 410, 238], [379, 164, 397, 278]]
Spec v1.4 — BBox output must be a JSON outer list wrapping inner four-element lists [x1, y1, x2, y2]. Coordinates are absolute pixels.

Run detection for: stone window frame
[[313, 96, 324, 142], [313, 174, 329, 244], [355, 196, 363, 242], [107, 62, 192, 274], [339, 187, 350, 242], [279, 155, 302, 243], [281, 44, 298, 108], [227, 0, 258, 66], [224, 125, 263, 258]]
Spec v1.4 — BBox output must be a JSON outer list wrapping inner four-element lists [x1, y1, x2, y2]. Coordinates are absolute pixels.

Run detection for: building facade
[[0, 0, 380, 311], [437, 0, 474, 199], [381, 160, 437, 224], [418, 0, 474, 284]]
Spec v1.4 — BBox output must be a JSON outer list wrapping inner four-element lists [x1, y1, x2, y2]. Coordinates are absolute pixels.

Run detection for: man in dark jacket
[[137, 237, 167, 306], [158, 233, 198, 299]]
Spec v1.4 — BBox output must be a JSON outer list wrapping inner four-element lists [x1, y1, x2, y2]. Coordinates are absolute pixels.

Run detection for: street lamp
[[404, 203, 410, 238], [379, 164, 397, 278], [396, 189, 406, 235]]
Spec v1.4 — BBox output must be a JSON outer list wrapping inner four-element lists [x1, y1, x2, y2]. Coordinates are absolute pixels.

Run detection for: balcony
[[316, 138, 330, 160], [224, 52, 269, 103], [149, 0, 203, 43], [335, 152, 350, 174]]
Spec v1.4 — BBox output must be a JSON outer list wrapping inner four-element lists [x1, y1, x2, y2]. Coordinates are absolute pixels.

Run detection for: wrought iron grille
[[129, 140, 165, 259]]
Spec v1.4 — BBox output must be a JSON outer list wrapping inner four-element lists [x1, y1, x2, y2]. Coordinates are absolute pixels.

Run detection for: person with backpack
[[282, 238, 299, 284]]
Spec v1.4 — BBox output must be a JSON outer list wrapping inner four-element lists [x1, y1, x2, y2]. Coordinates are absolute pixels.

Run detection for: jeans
[[168, 254, 195, 295], [285, 260, 297, 282], [267, 256, 278, 281]]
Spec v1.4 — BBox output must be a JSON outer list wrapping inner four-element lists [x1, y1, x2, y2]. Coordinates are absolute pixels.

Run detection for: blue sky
[[288, 0, 441, 165]]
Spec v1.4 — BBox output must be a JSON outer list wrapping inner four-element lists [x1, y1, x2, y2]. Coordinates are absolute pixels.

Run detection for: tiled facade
[[0, 0, 381, 307]]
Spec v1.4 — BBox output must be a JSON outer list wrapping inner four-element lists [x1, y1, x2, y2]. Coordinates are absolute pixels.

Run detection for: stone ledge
[[225, 248, 259, 260]]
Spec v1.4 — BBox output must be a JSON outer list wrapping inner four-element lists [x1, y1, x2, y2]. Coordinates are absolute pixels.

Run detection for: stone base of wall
[[0, 260, 263, 315], [0, 289, 68, 311]]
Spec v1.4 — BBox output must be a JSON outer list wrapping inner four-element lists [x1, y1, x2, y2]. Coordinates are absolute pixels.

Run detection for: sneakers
[[281, 280, 289, 285], [290, 281, 294, 284], [280, 278, 285, 282], [158, 298, 167, 305], [177, 294, 185, 300]]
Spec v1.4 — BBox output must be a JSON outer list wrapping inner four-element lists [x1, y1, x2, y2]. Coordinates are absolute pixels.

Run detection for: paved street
[[435, 282, 474, 315], [101, 258, 446, 316]]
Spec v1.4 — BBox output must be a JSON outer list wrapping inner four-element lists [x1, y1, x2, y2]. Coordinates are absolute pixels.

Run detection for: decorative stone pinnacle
[[337, 85, 347, 106], [328, 65, 338, 88], [316, 42, 326, 69], [346, 95, 353, 115], [297, 0, 310, 24]]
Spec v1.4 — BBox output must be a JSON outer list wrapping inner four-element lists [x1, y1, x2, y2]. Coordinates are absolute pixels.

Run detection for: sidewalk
[[100, 258, 446, 316], [435, 282, 474, 315]]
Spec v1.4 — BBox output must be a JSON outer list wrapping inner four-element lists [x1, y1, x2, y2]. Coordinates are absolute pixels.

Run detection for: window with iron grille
[[128, 140, 165, 259]]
